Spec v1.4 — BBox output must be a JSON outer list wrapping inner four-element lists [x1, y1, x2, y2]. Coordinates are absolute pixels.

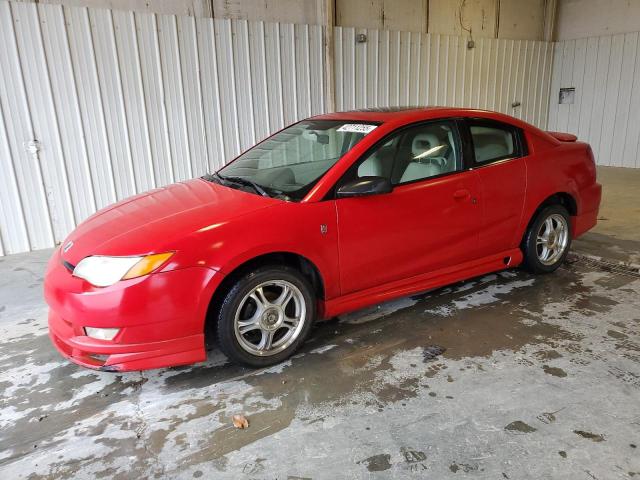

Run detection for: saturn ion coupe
[[44, 107, 602, 371]]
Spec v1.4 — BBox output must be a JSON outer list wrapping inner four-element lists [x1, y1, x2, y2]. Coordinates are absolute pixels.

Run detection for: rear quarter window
[[468, 120, 527, 165]]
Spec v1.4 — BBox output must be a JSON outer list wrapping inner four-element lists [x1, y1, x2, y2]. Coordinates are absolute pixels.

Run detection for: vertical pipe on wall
[[323, 0, 336, 112]]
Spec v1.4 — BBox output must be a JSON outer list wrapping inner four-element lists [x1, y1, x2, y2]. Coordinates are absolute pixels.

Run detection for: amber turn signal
[[122, 252, 174, 280]]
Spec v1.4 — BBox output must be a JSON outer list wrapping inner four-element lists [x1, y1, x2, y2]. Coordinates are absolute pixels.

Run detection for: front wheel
[[522, 204, 572, 274], [216, 266, 316, 367]]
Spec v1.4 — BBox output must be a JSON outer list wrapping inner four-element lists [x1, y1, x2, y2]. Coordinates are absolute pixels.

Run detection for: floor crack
[[131, 371, 166, 477]]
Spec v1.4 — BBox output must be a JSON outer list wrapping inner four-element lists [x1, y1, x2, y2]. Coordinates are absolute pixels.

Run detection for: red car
[[44, 107, 602, 371]]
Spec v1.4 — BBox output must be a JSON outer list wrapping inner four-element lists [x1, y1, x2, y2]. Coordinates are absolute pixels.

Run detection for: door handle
[[453, 189, 471, 200]]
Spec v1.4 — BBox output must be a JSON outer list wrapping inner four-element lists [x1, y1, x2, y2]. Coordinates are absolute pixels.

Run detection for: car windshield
[[215, 120, 378, 200]]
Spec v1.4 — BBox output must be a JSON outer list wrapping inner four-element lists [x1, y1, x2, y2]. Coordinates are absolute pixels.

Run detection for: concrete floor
[[573, 166, 640, 266], [1, 167, 639, 479]]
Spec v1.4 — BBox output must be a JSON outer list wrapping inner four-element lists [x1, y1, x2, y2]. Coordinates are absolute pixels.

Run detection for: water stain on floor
[[357, 453, 391, 472], [574, 430, 605, 442], [608, 329, 629, 340], [537, 411, 558, 424], [504, 421, 537, 433], [536, 349, 563, 360], [543, 365, 568, 377]]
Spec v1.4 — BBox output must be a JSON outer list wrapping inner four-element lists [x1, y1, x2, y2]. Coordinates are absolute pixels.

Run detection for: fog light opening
[[503, 256, 512, 266], [84, 327, 120, 341]]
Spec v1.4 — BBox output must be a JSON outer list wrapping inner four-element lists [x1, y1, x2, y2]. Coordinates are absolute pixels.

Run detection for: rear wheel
[[522, 204, 572, 273], [216, 266, 316, 367]]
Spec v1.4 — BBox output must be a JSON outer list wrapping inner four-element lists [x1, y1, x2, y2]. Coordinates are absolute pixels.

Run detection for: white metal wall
[[548, 33, 640, 168], [334, 28, 554, 129], [0, 1, 557, 257], [0, 0, 325, 255]]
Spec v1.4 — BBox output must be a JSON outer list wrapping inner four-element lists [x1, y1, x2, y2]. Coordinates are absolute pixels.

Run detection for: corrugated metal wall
[[0, 1, 557, 256], [334, 28, 554, 128], [0, 0, 325, 255], [548, 32, 640, 168]]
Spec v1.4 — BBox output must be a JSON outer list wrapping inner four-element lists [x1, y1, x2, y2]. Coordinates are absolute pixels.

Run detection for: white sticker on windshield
[[337, 123, 377, 134]]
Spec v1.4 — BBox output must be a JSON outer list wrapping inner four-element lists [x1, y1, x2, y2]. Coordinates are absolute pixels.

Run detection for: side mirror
[[336, 176, 393, 198]]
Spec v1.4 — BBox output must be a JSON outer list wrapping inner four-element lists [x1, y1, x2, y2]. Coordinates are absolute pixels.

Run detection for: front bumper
[[48, 309, 206, 371], [44, 248, 222, 371]]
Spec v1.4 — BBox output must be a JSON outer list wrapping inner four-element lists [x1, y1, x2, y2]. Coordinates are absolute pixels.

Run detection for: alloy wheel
[[233, 280, 306, 356], [535, 213, 569, 266]]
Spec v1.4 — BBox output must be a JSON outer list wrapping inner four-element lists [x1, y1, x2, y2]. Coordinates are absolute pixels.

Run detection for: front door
[[334, 120, 482, 296]]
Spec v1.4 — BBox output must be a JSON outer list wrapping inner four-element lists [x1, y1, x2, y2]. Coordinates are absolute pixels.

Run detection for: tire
[[522, 204, 572, 274], [216, 265, 316, 367]]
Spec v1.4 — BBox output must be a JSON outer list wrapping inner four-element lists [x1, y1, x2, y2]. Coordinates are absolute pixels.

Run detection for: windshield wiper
[[202, 172, 225, 184], [218, 174, 270, 197]]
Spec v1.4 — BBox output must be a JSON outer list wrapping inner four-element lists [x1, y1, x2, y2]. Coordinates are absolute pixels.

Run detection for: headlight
[[73, 252, 174, 287]]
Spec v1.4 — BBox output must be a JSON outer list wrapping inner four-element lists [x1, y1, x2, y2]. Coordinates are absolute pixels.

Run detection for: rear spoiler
[[547, 131, 577, 142]]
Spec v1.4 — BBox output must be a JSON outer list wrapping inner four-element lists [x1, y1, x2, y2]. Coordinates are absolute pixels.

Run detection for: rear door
[[462, 118, 528, 258]]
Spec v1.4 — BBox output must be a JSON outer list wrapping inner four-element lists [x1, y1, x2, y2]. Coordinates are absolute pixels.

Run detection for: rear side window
[[468, 120, 524, 164]]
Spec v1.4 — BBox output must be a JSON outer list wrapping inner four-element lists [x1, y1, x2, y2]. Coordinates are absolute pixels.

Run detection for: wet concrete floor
[[0, 166, 639, 479]]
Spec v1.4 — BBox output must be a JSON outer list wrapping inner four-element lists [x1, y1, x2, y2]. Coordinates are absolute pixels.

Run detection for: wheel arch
[[203, 251, 326, 346], [520, 192, 577, 246], [544, 192, 577, 216]]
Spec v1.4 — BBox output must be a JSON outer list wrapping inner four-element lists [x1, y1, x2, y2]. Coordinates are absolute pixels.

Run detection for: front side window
[[353, 121, 461, 185], [216, 120, 377, 200], [469, 122, 519, 164]]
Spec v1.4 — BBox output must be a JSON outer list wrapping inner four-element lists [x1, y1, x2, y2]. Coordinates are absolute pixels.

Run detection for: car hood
[[61, 178, 278, 265]]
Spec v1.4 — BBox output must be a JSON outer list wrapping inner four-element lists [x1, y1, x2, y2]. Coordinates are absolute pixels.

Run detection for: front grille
[[62, 260, 75, 273]]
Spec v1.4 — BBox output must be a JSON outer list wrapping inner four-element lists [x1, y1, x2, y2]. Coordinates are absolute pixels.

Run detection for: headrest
[[471, 127, 513, 152], [412, 133, 440, 157]]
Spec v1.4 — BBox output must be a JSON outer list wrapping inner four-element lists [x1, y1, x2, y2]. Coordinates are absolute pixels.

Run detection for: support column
[[543, 0, 558, 41], [322, 0, 336, 113]]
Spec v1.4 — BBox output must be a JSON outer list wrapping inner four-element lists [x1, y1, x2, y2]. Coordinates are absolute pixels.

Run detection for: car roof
[[310, 106, 534, 130], [311, 106, 446, 122]]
